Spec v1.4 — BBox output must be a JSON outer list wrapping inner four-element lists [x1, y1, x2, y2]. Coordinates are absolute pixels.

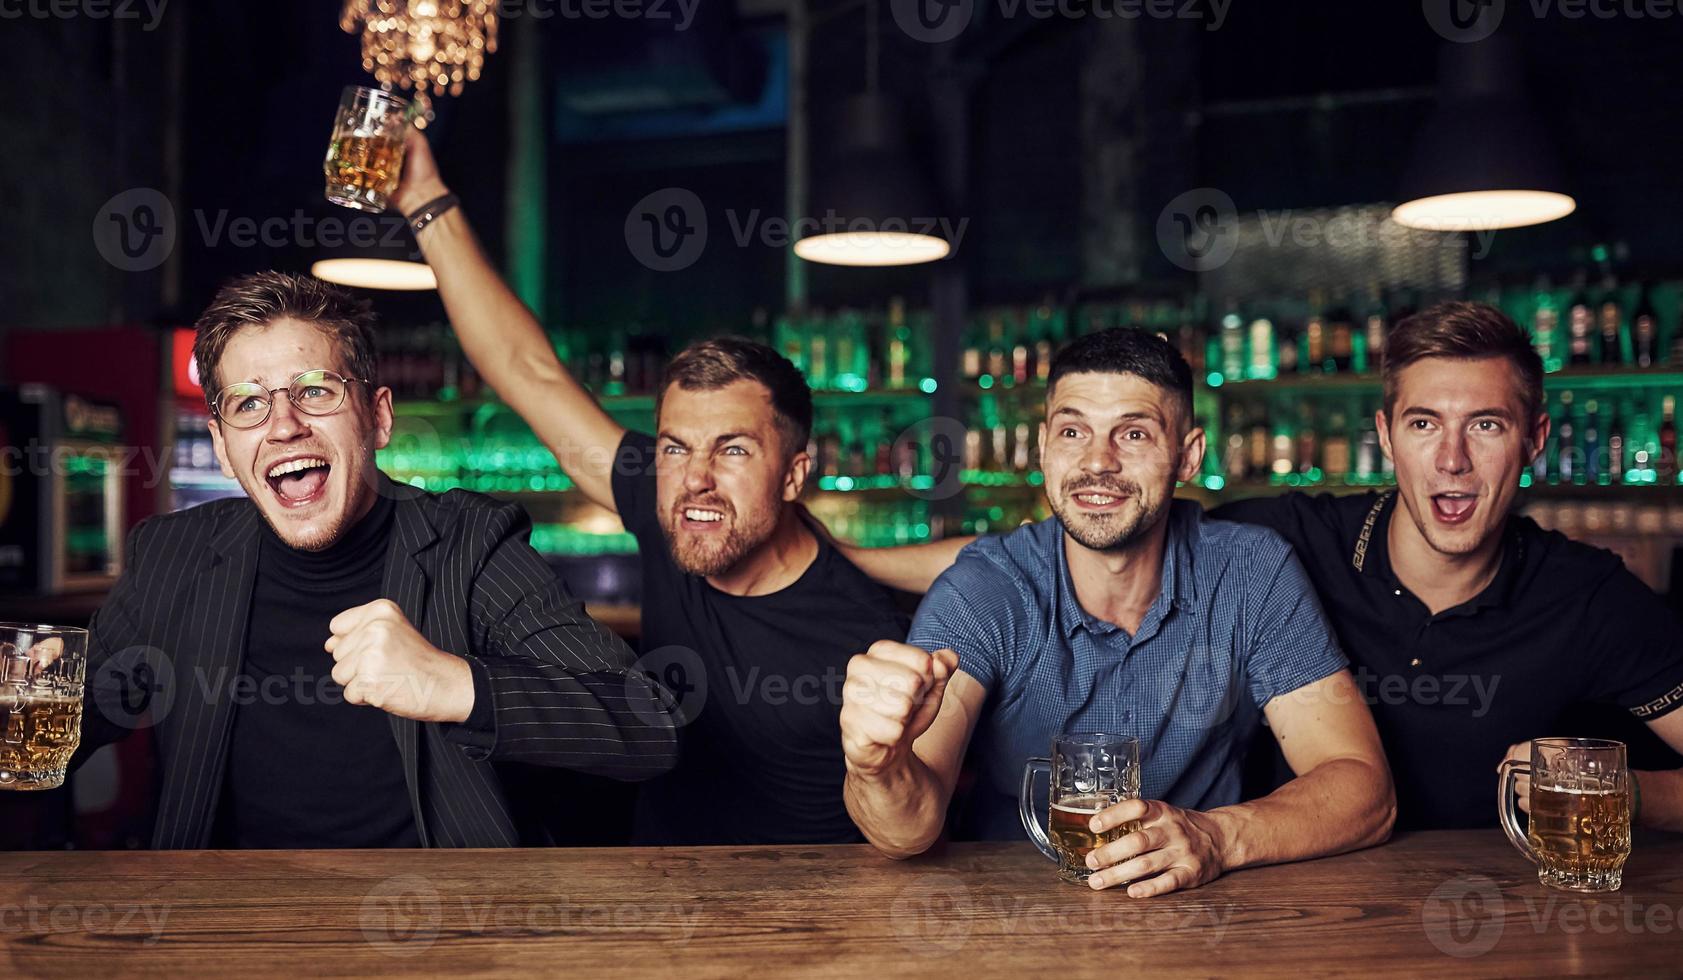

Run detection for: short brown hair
[[193, 271, 378, 404], [1383, 300, 1544, 424], [657, 337, 813, 455]]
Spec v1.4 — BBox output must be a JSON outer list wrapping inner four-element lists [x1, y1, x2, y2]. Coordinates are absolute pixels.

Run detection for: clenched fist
[[840, 640, 959, 777], [324, 599, 474, 723]]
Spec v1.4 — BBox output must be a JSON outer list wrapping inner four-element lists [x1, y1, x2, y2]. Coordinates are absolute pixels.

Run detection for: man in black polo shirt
[[399, 132, 908, 844], [1209, 302, 1683, 831]]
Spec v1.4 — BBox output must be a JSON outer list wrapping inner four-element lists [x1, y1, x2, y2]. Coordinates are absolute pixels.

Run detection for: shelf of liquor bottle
[[390, 385, 935, 419], [1189, 476, 1682, 501], [169, 468, 241, 491], [1206, 365, 1683, 394]]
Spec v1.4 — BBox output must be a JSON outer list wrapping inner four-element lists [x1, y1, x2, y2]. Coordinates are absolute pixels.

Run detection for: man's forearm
[[840, 536, 976, 594], [1203, 757, 1395, 871], [844, 759, 949, 858], [1634, 769, 1683, 832]]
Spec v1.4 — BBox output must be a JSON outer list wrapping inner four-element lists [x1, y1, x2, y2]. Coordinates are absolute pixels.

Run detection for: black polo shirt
[[1211, 490, 1683, 830]]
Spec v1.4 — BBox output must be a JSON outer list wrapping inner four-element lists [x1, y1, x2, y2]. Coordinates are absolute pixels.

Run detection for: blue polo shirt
[[908, 500, 1348, 841]]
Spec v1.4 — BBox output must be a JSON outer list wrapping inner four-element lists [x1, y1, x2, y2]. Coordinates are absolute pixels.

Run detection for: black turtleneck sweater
[[214, 491, 422, 848]]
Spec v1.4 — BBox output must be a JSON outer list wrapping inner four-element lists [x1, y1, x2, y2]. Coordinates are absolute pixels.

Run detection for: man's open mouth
[[680, 505, 728, 529], [1430, 491, 1478, 525], [1070, 488, 1128, 510], [265, 456, 331, 506]]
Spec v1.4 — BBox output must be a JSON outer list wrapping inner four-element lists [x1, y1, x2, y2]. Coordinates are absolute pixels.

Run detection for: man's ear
[[1176, 425, 1206, 484], [783, 449, 812, 502], [1376, 408, 1393, 462], [207, 417, 236, 480], [1526, 411, 1551, 466], [366, 386, 395, 452]]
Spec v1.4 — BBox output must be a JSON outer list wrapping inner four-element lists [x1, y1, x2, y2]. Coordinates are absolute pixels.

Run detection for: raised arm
[[391, 128, 624, 511]]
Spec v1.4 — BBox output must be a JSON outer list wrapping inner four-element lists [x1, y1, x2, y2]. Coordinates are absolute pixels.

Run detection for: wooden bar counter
[[1, 830, 1679, 977]]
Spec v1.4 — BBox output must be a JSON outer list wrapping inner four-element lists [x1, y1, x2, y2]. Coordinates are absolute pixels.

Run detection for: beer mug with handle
[[1020, 733, 1140, 883], [323, 86, 416, 212], [1500, 737, 1632, 893], [0, 623, 87, 790]]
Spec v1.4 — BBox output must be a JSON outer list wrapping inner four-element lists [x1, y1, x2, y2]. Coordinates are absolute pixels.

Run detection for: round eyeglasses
[[210, 369, 369, 429]]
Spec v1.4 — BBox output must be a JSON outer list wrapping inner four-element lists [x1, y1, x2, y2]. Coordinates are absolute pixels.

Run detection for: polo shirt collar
[[1054, 503, 1197, 640], [1352, 489, 1524, 614]]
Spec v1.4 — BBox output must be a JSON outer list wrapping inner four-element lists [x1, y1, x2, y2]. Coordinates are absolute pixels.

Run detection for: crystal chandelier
[[340, 1, 499, 117]]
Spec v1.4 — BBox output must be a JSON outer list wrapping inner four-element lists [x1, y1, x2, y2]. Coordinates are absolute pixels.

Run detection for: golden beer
[[1048, 795, 1141, 883], [322, 86, 412, 212], [1527, 783, 1631, 892], [325, 135, 404, 210], [0, 695, 83, 790]]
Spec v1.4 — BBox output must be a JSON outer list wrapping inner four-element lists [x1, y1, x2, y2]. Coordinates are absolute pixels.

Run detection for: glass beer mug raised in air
[[323, 86, 414, 212], [1020, 733, 1140, 883], [1500, 737, 1632, 893], [0, 624, 88, 790]]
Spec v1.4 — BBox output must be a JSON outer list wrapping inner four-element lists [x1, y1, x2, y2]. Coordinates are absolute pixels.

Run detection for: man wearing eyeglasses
[[74, 271, 678, 849]]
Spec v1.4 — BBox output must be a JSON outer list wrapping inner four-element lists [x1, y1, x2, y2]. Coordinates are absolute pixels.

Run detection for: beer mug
[[1500, 737, 1632, 893], [1020, 733, 1140, 883], [323, 85, 414, 212], [0, 624, 88, 790]]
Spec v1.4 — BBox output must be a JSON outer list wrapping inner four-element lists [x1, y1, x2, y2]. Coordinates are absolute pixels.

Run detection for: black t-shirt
[[1212, 490, 1683, 830], [214, 491, 421, 848], [613, 430, 909, 845]]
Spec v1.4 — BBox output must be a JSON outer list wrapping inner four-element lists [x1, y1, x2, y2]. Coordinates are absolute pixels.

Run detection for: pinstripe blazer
[[77, 476, 678, 848]]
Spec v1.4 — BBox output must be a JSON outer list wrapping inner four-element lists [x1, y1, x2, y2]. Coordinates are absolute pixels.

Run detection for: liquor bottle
[[1219, 302, 1245, 382], [1011, 309, 1031, 386], [1248, 317, 1276, 381], [1363, 283, 1388, 375], [1606, 402, 1626, 485], [1566, 274, 1594, 366], [1295, 400, 1317, 476], [1268, 399, 1293, 479], [1530, 277, 1561, 373], [1328, 297, 1355, 374], [1276, 312, 1299, 376], [1305, 290, 1327, 374], [961, 315, 983, 380], [1033, 300, 1057, 383], [886, 297, 910, 389], [1322, 408, 1351, 481], [1597, 275, 1625, 366], [1632, 285, 1659, 368], [1583, 399, 1602, 484], [1355, 414, 1380, 482], [1248, 414, 1269, 483], [1660, 395, 1678, 482], [985, 314, 1009, 381], [1013, 421, 1033, 472], [1224, 404, 1247, 482], [1554, 391, 1576, 483]]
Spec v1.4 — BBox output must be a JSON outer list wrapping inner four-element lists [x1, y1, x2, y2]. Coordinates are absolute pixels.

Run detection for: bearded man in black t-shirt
[[399, 132, 914, 844]]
